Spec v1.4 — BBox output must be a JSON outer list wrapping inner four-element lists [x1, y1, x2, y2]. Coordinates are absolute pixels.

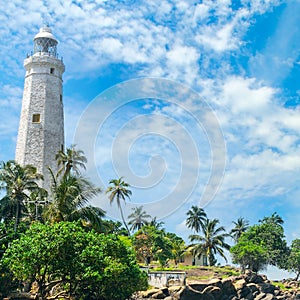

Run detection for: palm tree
[[55, 144, 87, 177], [189, 218, 230, 266], [43, 170, 105, 231], [259, 212, 284, 226], [230, 217, 249, 243], [0, 161, 43, 231], [186, 206, 207, 233], [128, 206, 151, 232], [106, 177, 132, 235], [149, 217, 165, 230]]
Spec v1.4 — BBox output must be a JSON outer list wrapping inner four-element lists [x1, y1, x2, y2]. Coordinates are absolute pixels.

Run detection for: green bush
[[3, 221, 147, 300]]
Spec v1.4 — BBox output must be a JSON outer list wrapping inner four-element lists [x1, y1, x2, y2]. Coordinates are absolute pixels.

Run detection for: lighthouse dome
[[33, 25, 58, 56], [34, 26, 57, 42]]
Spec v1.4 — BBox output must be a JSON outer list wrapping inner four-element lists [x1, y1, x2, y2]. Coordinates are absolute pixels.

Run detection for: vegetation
[[0, 160, 44, 231], [3, 222, 147, 300], [230, 217, 249, 243], [230, 215, 288, 273], [287, 239, 300, 280], [128, 205, 151, 232], [186, 205, 207, 233], [0, 146, 299, 298], [189, 218, 230, 266], [106, 177, 132, 235]]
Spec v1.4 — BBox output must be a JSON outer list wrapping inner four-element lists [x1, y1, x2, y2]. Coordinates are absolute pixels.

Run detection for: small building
[[180, 252, 208, 266]]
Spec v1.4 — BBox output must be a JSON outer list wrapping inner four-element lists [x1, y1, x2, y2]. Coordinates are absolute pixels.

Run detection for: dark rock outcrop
[[134, 270, 300, 300]]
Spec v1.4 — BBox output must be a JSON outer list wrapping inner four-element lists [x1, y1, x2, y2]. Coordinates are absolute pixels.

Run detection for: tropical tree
[[106, 177, 132, 235], [189, 218, 230, 266], [186, 206, 207, 233], [149, 216, 164, 230], [166, 232, 186, 266], [231, 239, 268, 273], [43, 171, 105, 231], [128, 206, 151, 232], [55, 144, 87, 177], [133, 225, 173, 268], [230, 219, 287, 272], [259, 212, 284, 226], [230, 217, 249, 243], [0, 160, 43, 231], [3, 222, 148, 300], [287, 239, 300, 280]]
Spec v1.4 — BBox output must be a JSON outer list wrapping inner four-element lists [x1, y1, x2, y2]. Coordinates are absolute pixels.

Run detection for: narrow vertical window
[[32, 114, 41, 123], [50, 68, 55, 74], [60, 94, 62, 102]]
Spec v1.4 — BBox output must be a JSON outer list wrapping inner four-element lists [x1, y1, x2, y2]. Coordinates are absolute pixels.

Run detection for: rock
[[247, 283, 259, 294], [152, 290, 167, 299], [257, 283, 275, 294], [237, 286, 252, 299], [263, 293, 274, 300], [189, 282, 209, 292], [141, 288, 160, 298], [244, 271, 264, 284], [168, 286, 182, 295], [254, 293, 266, 300], [221, 277, 237, 297], [161, 287, 169, 296], [177, 286, 214, 300], [208, 278, 222, 288], [234, 279, 247, 291], [203, 285, 222, 300]]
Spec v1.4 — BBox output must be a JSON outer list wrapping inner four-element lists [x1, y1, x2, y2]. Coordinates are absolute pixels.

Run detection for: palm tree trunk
[[119, 205, 130, 235], [14, 201, 20, 232]]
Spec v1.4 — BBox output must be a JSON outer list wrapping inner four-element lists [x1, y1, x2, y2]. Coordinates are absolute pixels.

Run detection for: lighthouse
[[15, 25, 65, 189]]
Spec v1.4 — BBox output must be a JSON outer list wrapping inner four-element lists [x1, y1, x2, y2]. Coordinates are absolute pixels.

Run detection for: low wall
[[148, 271, 186, 288]]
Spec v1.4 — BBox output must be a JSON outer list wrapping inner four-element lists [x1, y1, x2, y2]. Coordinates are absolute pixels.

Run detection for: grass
[[272, 281, 291, 291], [150, 263, 241, 281]]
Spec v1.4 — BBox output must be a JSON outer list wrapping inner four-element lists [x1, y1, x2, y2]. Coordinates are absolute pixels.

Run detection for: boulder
[[140, 288, 160, 298], [152, 290, 167, 299], [234, 279, 247, 291], [244, 271, 264, 284], [203, 285, 222, 300], [247, 283, 259, 294], [221, 277, 237, 297], [257, 283, 275, 294], [208, 278, 222, 288]]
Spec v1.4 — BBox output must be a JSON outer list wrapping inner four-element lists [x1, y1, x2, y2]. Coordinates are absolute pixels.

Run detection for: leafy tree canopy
[[230, 215, 288, 272], [3, 221, 147, 300], [287, 239, 300, 280]]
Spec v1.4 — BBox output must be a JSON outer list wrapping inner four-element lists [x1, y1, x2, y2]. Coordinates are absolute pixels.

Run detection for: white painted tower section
[[15, 26, 65, 189]]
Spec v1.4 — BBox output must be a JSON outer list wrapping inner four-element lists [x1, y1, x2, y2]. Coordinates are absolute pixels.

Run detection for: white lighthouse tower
[[15, 25, 65, 189]]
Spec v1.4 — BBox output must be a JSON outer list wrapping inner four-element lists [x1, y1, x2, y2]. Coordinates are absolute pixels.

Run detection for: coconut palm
[[259, 212, 284, 226], [0, 161, 43, 231], [106, 177, 132, 235], [55, 144, 87, 177], [186, 206, 207, 233], [230, 217, 249, 243], [128, 206, 151, 232], [43, 170, 105, 231], [189, 218, 230, 266], [149, 216, 165, 230]]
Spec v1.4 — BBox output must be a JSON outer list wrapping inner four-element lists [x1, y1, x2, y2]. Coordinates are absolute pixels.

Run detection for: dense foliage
[[3, 222, 147, 300], [230, 220, 287, 272], [287, 239, 300, 280]]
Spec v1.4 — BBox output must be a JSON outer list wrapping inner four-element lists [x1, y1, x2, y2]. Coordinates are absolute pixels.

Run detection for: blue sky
[[1, 0, 300, 277]]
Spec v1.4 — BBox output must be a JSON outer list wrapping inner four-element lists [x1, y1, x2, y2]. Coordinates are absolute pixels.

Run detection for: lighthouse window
[[50, 68, 55, 74], [32, 114, 41, 123]]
